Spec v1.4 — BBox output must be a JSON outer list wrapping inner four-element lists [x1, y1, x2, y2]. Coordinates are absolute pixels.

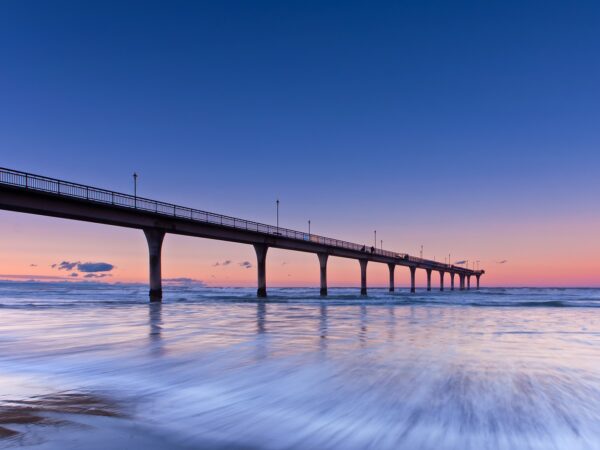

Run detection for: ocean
[[1, 282, 600, 449]]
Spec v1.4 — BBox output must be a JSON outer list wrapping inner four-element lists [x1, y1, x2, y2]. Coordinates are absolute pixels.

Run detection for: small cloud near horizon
[[454, 260, 467, 265], [497, 260, 508, 264], [212, 260, 232, 267], [239, 261, 252, 269], [163, 277, 206, 286], [52, 260, 115, 274]]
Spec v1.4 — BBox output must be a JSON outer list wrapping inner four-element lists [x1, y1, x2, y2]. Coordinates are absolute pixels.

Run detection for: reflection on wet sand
[[148, 302, 164, 357], [0, 392, 123, 441]]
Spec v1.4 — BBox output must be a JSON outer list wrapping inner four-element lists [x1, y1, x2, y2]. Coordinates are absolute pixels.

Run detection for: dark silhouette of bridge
[[0, 167, 484, 301]]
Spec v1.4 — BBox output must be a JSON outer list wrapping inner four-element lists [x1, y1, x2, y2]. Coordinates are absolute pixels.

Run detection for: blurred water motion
[[1, 283, 600, 449]]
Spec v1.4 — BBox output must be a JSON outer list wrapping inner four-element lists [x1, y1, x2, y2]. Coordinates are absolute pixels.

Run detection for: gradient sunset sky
[[1, 1, 599, 287]]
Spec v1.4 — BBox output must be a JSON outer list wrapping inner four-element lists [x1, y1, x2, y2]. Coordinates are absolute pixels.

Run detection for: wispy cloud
[[239, 261, 252, 269], [497, 260, 508, 264], [163, 277, 206, 286], [57, 261, 79, 271], [83, 273, 111, 279], [454, 260, 467, 265], [70, 273, 78, 277], [213, 260, 232, 267], [30, 264, 37, 267]]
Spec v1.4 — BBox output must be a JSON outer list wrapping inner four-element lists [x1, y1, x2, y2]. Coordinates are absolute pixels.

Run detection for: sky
[[1, 0, 599, 287]]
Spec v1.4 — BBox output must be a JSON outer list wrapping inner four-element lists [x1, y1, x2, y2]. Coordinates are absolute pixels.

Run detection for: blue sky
[[1, 1, 600, 286]]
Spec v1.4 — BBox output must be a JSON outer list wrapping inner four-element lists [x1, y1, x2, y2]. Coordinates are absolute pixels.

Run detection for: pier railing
[[0, 167, 467, 271]]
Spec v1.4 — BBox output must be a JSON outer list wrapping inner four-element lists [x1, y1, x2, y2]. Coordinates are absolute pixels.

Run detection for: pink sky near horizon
[[1, 209, 599, 288]]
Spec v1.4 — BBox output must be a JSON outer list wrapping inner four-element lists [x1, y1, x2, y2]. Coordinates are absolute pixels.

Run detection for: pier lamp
[[308, 220, 311, 236], [133, 172, 138, 208], [276, 199, 279, 230]]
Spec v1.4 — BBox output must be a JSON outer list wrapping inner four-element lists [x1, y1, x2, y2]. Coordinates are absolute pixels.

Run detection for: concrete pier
[[143, 228, 165, 302], [0, 167, 485, 301], [254, 244, 268, 298], [388, 263, 395, 292], [318, 253, 328, 296], [467, 275, 471, 290], [359, 259, 368, 296]]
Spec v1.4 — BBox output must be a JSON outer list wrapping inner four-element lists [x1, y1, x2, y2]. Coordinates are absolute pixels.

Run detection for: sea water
[[1, 282, 600, 449]]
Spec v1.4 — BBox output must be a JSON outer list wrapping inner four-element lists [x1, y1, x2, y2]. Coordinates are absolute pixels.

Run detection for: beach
[[1, 283, 600, 449]]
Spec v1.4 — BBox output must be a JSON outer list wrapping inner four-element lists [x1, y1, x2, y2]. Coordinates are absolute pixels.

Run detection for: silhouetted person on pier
[[370, 246, 375, 254], [361, 245, 366, 252]]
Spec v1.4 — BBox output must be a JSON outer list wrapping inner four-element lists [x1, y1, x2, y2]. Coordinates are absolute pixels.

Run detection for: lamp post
[[420, 245, 423, 259], [276, 199, 279, 231], [308, 219, 311, 236], [381, 239, 383, 251], [133, 172, 138, 208], [374, 230, 377, 248]]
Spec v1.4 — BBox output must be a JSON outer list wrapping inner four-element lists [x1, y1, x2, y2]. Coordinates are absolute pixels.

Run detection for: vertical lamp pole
[[381, 240, 383, 251], [420, 245, 423, 259], [133, 172, 138, 208], [374, 230, 377, 249], [276, 199, 279, 232], [308, 219, 311, 236]]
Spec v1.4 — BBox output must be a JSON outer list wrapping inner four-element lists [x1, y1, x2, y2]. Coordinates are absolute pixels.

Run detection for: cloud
[[163, 277, 206, 286], [497, 260, 508, 264], [239, 261, 252, 269], [70, 273, 78, 277], [52, 261, 115, 274], [454, 260, 467, 265], [83, 273, 112, 279], [212, 260, 232, 267], [30, 264, 37, 267], [57, 261, 79, 271], [77, 262, 114, 273]]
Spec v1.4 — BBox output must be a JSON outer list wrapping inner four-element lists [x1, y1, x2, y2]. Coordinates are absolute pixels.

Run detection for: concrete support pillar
[[459, 274, 465, 290], [426, 269, 432, 291], [467, 275, 471, 290], [388, 263, 395, 292], [476, 274, 481, 290], [318, 253, 328, 296], [410, 267, 416, 293], [359, 259, 368, 296], [450, 272, 455, 291], [143, 228, 165, 302], [254, 244, 268, 298], [439, 271, 445, 291]]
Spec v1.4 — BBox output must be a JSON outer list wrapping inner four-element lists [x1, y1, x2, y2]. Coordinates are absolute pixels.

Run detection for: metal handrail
[[0, 167, 478, 273]]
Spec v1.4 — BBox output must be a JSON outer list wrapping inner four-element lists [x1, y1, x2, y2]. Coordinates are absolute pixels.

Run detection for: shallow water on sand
[[1, 283, 600, 449]]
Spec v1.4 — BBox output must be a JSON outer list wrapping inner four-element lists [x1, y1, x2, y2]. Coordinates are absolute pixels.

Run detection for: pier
[[0, 168, 484, 301]]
